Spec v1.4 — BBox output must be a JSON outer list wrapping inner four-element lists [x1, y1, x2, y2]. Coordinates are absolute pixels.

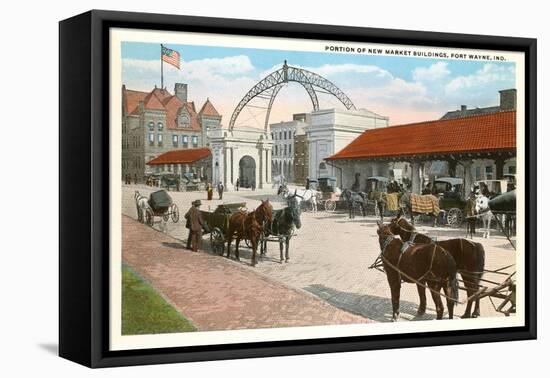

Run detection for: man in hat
[[185, 200, 204, 251], [217, 181, 224, 200]]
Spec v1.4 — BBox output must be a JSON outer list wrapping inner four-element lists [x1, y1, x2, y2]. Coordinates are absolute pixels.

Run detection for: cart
[[317, 176, 340, 212], [144, 190, 179, 226], [200, 202, 247, 254], [434, 177, 466, 227]]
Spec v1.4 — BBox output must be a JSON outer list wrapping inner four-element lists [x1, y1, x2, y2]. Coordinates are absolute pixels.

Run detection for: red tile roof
[[327, 111, 516, 161], [199, 98, 220, 117], [147, 148, 211, 165], [122, 86, 209, 132]]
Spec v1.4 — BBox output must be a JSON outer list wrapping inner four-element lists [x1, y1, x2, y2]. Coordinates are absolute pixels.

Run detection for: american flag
[[162, 45, 180, 69]]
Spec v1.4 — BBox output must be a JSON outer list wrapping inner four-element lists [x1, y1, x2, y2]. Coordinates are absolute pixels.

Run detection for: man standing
[[217, 181, 224, 200], [185, 200, 204, 251], [235, 178, 240, 191], [464, 192, 477, 239]]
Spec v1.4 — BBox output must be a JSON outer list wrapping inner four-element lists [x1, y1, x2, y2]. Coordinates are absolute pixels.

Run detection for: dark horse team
[[375, 210, 485, 321]]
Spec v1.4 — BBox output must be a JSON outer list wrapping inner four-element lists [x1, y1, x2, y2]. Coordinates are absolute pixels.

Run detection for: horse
[[389, 212, 486, 318], [398, 191, 440, 227], [291, 188, 320, 212], [475, 194, 493, 239], [260, 195, 302, 263], [225, 200, 273, 267], [341, 189, 368, 219], [376, 222, 459, 321], [134, 190, 149, 223]]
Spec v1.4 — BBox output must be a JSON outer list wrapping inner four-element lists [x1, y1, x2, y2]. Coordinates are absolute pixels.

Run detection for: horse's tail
[[474, 242, 486, 278]]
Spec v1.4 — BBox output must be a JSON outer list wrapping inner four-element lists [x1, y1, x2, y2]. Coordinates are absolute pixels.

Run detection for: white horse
[[134, 190, 150, 223], [291, 188, 321, 212], [475, 194, 493, 238]]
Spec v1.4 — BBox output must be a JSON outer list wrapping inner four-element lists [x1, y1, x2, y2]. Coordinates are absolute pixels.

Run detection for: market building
[[121, 83, 221, 181], [326, 110, 516, 196]]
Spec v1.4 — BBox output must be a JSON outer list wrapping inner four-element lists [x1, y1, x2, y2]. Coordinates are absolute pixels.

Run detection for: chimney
[[460, 105, 467, 112], [499, 89, 517, 111], [174, 83, 188, 102]]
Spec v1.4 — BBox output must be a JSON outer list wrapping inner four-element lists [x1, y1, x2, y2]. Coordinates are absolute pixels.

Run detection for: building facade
[[305, 108, 389, 183], [121, 83, 221, 181], [293, 128, 309, 186], [269, 114, 309, 182]]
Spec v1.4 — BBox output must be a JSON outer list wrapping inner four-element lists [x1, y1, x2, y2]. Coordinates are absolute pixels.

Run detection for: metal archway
[[228, 61, 356, 131]]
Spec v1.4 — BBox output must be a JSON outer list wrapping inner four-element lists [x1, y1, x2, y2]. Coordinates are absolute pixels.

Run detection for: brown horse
[[389, 211, 485, 318], [376, 222, 459, 321], [226, 200, 272, 267]]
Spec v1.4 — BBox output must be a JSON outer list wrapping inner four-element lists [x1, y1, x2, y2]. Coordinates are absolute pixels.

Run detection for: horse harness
[[381, 235, 440, 284]]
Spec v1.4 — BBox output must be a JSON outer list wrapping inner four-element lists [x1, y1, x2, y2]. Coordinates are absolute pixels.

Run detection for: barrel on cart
[[145, 190, 179, 226]]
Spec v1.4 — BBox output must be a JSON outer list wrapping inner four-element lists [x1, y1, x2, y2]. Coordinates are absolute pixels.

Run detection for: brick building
[[121, 83, 221, 181]]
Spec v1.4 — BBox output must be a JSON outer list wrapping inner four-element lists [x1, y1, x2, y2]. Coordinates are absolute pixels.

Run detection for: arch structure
[[228, 61, 357, 132]]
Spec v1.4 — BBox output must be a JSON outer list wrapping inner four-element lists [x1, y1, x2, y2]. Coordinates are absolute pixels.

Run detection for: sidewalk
[[122, 215, 370, 331]]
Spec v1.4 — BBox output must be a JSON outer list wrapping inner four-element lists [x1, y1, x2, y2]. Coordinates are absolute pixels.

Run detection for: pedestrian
[[217, 181, 224, 200], [184, 200, 204, 251], [134, 173, 138, 185], [251, 180, 256, 191], [235, 177, 240, 191], [206, 183, 213, 200], [464, 192, 477, 239]]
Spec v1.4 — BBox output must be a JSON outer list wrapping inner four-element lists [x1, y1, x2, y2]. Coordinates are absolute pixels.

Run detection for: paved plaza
[[122, 183, 517, 324]]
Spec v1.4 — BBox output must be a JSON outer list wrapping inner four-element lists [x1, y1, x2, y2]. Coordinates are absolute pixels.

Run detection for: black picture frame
[[59, 9, 537, 368]]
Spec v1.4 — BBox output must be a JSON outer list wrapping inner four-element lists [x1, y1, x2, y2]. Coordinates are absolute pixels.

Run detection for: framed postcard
[[59, 10, 536, 368]]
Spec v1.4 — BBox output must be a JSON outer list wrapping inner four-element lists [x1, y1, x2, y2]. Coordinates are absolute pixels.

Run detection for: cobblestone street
[[122, 184, 517, 323]]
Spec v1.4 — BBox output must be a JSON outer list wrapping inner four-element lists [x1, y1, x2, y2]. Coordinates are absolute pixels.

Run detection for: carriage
[[433, 177, 466, 227], [200, 202, 247, 254], [143, 190, 180, 226], [159, 172, 181, 191], [317, 176, 340, 212], [365, 176, 389, 217]]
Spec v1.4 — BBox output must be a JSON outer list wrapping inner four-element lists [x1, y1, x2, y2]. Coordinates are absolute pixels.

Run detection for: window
[[157, 122, 164, 131], [148, 121, 154, 131], [192, 135, 199, 147], [485, 166, 493, 180], [182, 135, 189, 148], [158, 133, 163, 146], [284, 145, 287, 156], [148, 133, 154, 146], [508, 165, 516, 174], [475, 166, 481, 180], [271, 133, 274, 140], [289, 144, 292, 155], [284, 131, 287, 139], [172, 135, 178, 147], [274, 145, 278, 155], [279, 132, 282, 140]]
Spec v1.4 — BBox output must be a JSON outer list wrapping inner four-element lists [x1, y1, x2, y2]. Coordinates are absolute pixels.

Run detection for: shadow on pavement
[[304, 284, 437, 322]]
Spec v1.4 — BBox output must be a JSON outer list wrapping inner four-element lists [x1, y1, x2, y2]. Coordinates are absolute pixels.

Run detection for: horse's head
[[257, 199, 273, 223], [389, 213, 414, 235], [376, 221, 393, 239], [475, 194, 490, 214], [134, 190, 140, 199], [287, 195, 302, 229]]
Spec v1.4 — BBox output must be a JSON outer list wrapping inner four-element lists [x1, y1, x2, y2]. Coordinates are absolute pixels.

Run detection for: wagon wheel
[[446, 208, 464, 228], [170, 204, 179, 223], [145, 208, 154, 227], [210, 227, 225, 255], [325, 200, 336, 212]]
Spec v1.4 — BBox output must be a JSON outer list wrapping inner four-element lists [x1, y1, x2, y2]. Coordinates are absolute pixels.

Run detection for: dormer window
[[148, 121, 154, 131], [157, 122, 164, 131], [178, 108, 190, 128]]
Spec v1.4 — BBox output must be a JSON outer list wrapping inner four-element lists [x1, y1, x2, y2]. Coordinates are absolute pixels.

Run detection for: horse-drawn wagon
[[433, 177, 466, 227], [200, 202, 247, 254], [317, 176, 339, 212], [135, 190, 179, 227]]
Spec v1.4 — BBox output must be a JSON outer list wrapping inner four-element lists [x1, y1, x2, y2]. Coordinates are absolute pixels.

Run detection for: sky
[[121, 42, 516, 126]]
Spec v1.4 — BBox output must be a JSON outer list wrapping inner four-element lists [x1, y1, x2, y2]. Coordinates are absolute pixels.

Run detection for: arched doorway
[[239, 155, 256, 188]]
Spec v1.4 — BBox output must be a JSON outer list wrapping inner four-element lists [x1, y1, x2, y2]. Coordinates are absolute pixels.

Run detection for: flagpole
[[160, 44, 164, 89]]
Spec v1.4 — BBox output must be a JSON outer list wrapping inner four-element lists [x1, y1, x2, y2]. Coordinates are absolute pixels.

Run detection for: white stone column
[[266, 149, 272, 184], [411, 161, 421, 194]]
